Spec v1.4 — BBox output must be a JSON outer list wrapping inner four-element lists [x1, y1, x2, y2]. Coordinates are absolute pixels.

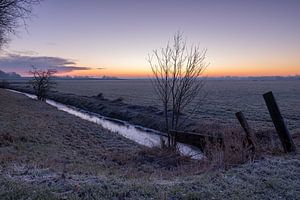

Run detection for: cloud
[[12, 50, 39, 56], [0, 54, 92, 75]]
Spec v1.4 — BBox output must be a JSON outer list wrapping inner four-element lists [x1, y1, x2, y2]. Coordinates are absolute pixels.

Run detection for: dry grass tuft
[[136, 146, 191, 170], [0, 133, 29, 147], [203, 128, 284, 170], [0, 133, 15, 146]]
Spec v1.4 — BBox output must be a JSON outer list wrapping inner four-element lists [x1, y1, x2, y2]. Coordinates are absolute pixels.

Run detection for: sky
[[0, 0, 299, 77]]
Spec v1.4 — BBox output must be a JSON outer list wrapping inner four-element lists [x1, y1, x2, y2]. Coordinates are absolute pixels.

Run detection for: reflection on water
[[7, 89, 203, 159]]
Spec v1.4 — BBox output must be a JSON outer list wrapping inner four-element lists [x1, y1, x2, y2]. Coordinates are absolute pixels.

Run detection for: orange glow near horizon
[[4, 0, 300, 79], [206, 66, 300, 77], [57, 65, 300, 78]]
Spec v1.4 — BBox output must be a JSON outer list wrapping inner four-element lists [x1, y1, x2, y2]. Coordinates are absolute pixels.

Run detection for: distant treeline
[[0, 69, 299, 81], [57, 75, 121, 80], [0, 70, 121, 80], [206, 76, 300, 81]]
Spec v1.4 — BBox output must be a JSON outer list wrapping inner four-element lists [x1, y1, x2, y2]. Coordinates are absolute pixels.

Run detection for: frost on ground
[[0, 89, 299, 199]]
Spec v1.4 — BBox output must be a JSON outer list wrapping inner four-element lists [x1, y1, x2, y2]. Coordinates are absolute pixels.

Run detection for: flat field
[[54, 79, 300, 133]]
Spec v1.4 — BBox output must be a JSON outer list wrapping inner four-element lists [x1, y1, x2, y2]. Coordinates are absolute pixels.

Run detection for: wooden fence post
[[235, 111, 257, 152], [236, 111, 251, 136], [263, 91, 296, 153]]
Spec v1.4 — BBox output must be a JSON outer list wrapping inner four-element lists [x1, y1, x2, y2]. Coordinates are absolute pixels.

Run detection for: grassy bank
[[0, 89, 299, 199]]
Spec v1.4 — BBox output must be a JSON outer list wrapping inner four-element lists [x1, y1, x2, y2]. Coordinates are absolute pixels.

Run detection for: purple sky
[[1, 0, 300, 77]]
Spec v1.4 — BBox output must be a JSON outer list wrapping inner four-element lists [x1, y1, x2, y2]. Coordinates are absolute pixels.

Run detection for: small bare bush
[[29, 66, 56, 101]]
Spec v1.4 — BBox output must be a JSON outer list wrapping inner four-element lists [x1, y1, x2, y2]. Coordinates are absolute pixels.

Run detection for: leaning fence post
[[263, 91, 296, 153], [235, 111, 257, 152], [236, 111, 251, 136]]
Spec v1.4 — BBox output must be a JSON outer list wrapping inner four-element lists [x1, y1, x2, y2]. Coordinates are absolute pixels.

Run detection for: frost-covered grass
[[1, 154, 299, 199], [53, 79, 300, 132], [10, 79, 300, 133], [1, 89, 299, 199]]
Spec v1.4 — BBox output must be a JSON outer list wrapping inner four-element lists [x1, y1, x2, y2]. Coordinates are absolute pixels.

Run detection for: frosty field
[[54, 79, 300, 133]]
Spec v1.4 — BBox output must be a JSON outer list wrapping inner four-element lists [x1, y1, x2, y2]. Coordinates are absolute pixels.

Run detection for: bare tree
[[148, 32, 208, 147], [29, 66, 56, 101], [0, 0, 40, 48]]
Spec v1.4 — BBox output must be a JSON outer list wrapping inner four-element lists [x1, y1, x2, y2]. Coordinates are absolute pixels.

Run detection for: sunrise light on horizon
[[0, 0, 299, 78]]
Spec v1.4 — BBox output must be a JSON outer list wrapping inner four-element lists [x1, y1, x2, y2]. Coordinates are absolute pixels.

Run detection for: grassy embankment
[[0, 89, 299, 199]]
